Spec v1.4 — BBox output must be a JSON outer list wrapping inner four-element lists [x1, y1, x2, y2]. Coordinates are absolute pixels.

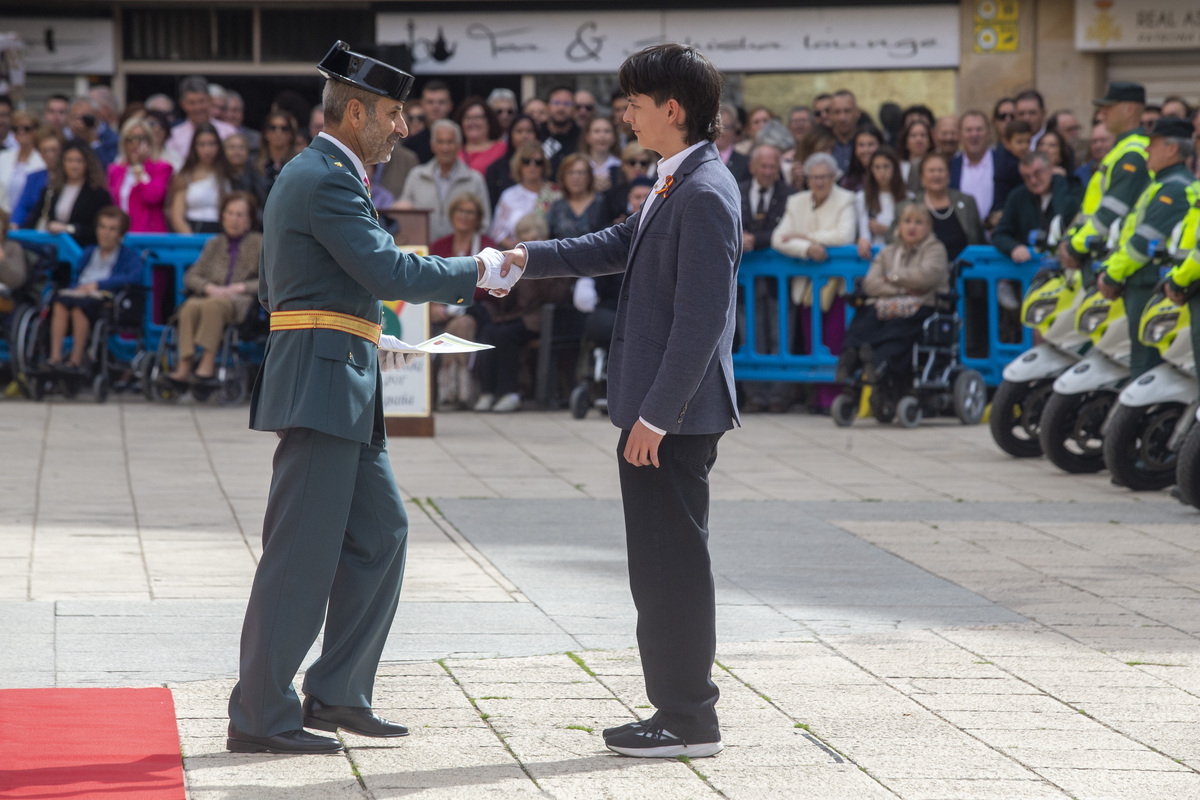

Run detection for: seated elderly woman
[[165, 192, 261, 383], [46, 206, 142, 370], [472, 212, 574, 413], [837, 202, 949, 385], [771, 150, 857, 409]]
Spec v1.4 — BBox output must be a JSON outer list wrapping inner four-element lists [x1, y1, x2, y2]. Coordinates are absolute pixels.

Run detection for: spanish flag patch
[[1160, 196, 1174, 204], [1122, 164, 1137, 172]]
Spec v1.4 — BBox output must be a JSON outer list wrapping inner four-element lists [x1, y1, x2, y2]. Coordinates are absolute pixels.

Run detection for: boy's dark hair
[[0, 95, 12, 111], [814, 93, 833, 104], [421, 80, 450, 97], [1004, 119, 1033, 138], [618, 43, 723, 145], [547, 85, 574, 100]]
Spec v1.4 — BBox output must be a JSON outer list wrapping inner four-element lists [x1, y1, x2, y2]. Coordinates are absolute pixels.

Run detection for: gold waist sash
[[269, 309, 381, 345]]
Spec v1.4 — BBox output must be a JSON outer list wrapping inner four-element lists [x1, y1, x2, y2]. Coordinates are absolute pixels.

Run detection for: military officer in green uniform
[[1095, 117, 1200, 378], [227, 42, 516, 755], [1059, 82, 1151, 281]]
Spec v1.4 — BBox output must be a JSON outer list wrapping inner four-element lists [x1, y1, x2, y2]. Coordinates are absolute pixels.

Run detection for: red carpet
[[0, 688, 185, 799]]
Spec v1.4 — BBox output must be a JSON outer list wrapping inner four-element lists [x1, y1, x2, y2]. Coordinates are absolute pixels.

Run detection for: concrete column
[[1033, 0, 1104, 126], [956, 0, 1036, 113]]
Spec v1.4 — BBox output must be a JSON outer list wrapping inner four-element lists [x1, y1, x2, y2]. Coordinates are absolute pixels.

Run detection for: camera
[[81, 114, 96, 128]]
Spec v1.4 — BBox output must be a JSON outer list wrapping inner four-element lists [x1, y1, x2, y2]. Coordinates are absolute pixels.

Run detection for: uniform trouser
[[178, 295, 236, 360], [1125, 269, 1164, 379], [228, 426, 408, 737], [1191, 295, 1200, 361], [616, 428, 723, 740]]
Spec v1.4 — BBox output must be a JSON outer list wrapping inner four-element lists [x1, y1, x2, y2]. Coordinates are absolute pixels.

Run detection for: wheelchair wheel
[[1176, 422, 1200, 509], [1103, 402, 1185, 492], [218, 370, 247, 406], [569, 384, 591, 419], [92, 373, 110, 404], [1038, 390, 1111, 474], [869, 388, 896, 424], [989, 379, 1048, 458], [830, 392, 857, 428], [897, 396, 922, 429], [952, 370, 987, 425], [190, 382, 215, 403]]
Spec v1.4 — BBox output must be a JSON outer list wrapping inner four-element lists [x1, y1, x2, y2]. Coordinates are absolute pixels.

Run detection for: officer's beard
[[361, 112, 396, 166]]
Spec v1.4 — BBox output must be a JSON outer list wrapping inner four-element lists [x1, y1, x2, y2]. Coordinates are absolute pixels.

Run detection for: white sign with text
[[1, 18, 115, 74], [377, 6, 960, 75], [1076, 0, 1200, 51]]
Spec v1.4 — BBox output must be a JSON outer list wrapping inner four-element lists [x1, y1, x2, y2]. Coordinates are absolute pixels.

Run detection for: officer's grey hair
[[803, 151, 841, 181], [322, 79, 382, 127], [179, 76, 208, 98], [1165, 136, 1195, 162], [487, 88, 516, 106], [755, 119, 795, 153], [430, 118, 463, 146], [70, 95, 97, 111]]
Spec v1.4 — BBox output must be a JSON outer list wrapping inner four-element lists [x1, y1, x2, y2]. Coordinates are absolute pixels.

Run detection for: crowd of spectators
[[2, 77, 1199, 413]]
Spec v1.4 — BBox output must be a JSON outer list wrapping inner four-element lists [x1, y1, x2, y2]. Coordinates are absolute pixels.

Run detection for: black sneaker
[[604, 720, 723, 758], [603, 716, 652, 739]]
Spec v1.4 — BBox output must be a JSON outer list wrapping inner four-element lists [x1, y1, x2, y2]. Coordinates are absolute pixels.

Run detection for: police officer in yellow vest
[[1059, 82, 1151, 279], [227, 42, 516, 755], [1163, 144, 1200, 359], [1095, 117, 1200, 378]]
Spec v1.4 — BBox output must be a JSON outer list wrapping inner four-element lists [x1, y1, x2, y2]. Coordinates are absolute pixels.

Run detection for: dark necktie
[[756, 186, 768, 221]]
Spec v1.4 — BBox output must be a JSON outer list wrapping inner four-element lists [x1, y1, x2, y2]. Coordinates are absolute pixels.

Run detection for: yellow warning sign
[[974, 0, 1019, 52]]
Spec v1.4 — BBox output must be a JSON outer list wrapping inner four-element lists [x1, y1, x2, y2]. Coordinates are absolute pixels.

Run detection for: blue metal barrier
[[734, 245, 1035, 386], [9, 231, 213, 353]]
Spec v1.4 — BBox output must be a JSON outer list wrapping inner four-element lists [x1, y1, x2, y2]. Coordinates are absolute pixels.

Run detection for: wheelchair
[[16, 284, 147, 402], [2, 242, 63, 387], [146, 302, 267, 405], [830, 259, 987, 429]]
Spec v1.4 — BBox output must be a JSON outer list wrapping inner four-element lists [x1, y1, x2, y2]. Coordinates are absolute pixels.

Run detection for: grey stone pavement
[[2, 399, 1200, 799]]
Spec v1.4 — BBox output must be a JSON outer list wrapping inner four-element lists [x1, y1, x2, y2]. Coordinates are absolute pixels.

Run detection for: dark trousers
[[228, 425, 408, 737], [616, 428, 723, 739], [1125, 269, 1163, 379], [477, 318, 538, 396]]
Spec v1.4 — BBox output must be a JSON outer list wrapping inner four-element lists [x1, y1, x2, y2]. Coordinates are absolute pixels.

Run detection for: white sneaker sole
[[606, 740, 723, 758]]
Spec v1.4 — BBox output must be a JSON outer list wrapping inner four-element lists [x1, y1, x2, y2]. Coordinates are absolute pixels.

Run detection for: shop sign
[[1076, 0, 1200, 50], [377, 7, 960, 74], [1, 18, 115, 74]]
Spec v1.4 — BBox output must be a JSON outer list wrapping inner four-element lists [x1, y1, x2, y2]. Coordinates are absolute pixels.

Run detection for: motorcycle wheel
[[989, 379, 1050, 458], [1038, 390, 1112, 474], [1176, 422, 1200, 509], [1103, 402, 1186, 492]]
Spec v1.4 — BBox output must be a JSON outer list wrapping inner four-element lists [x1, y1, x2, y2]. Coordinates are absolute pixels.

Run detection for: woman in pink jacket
[[107, 116, 173, 233]]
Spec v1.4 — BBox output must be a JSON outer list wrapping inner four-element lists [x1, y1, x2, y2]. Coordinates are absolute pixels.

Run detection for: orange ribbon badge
[[655, 175, 673, 198]]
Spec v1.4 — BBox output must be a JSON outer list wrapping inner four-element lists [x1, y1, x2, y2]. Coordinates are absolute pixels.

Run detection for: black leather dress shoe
[[302, 695, 409, 738], [226, 722, 342, 754]]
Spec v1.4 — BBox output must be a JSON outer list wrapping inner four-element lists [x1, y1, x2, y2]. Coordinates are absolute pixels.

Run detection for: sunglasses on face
[[521, 157, 545, 166], [268, 124, 292, 132], [409, 115, 427, 124], [577, 104, 595, 112], [14, 125, 35, 133], [996, 113, 1015, 121], [625, 158, 652, 167]]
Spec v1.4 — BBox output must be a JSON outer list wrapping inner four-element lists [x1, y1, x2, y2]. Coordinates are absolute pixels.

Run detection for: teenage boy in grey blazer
[[502, 43, 741, 758]]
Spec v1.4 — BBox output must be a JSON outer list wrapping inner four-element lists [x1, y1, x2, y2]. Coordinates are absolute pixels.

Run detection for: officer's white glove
[[378, 333, 419, 371], [476, 247, 524, 297], [573, 277, 598, 313]]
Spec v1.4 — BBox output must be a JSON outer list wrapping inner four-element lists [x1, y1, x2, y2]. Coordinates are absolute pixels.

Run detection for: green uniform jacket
[[1102, 162, 1196, 284], [249, 136, 479, 444], [1069, 127, 1151, 256]]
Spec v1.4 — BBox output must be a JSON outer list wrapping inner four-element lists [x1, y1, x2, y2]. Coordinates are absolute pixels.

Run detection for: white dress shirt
[[959, 148, 995, 218]]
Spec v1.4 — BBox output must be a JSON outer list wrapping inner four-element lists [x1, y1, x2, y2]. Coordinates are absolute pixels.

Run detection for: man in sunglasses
[[574, 89, 597, 130]]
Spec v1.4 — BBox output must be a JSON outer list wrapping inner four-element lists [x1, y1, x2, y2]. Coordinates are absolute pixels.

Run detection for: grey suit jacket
[[523, 142, 741, 435]]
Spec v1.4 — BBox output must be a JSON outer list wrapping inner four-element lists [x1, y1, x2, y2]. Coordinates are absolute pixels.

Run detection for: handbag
[[874, 295, 922, 320]]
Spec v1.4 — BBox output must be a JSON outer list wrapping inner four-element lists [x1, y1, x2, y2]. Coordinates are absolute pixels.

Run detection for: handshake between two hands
[[379, 248, 527, 372], [475, 247, 526, 297]]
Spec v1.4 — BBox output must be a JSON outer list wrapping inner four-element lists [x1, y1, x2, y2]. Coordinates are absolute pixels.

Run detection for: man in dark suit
[[991, 150, 1084, 262], [738, 142, 793, 412], [949, 110, 1000, 227], [501, 43, 740, 759], [226, 41, 513, 756]]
